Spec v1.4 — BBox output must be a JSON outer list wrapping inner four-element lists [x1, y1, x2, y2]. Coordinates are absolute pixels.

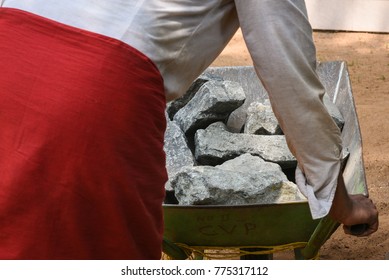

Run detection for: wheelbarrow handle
[[347, 224, 369, 236], [340, 150, 369, 236]]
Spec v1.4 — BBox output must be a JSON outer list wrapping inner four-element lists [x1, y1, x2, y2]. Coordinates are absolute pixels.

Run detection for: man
[[0, 0, 378, 259]]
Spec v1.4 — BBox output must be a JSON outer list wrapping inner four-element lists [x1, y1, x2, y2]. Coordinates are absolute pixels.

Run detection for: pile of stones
[[164, 69, 344, 207]]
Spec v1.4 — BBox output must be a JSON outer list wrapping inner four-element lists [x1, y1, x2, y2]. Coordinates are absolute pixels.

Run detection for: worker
[[0, 0, 378, 259]]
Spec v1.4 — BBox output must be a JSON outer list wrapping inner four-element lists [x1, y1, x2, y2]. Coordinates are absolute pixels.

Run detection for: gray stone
[[244, 101, 283, 135], [194, 122, 296, 168], [172, 154, 305, 206], [164, 117, 195, 192], [217, 153, 282, 173], [166, 73, 222, 120], [173, 80, 246, 138], [205, 66, 346, 132], [204, 67, 269, 133]]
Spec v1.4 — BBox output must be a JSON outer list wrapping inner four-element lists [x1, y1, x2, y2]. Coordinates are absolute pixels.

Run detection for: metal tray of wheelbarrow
[[163, 61, 367, 259]]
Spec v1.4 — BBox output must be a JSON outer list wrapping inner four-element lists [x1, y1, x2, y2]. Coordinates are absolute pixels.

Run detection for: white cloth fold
[[295, 165, 338, 219]]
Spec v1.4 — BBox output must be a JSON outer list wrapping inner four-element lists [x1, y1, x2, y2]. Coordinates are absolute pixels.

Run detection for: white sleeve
[[234, 0, 343, 219]]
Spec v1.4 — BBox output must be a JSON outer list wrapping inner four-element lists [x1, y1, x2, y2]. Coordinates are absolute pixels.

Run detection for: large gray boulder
[[173, 80, 246, 139], [166, 73, 223, 120], [194, 122, 296, 168], [172, 154, 305, 205], [164, 117, 195, 192]]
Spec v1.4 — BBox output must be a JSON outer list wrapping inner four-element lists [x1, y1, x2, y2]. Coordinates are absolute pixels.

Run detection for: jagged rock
[[242, 95, 343, 135], [172, 154, 306, 205], [244, 101, 283, 135], [166, 73, 223, 120], [173, 80, 246, 139], [205, 66, 269, 133], [194, 122, 296, 168], [164, 117, 195, 192]]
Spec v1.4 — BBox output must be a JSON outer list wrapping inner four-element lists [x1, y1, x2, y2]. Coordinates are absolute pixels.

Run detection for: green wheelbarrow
[[162, 62, 368, 260]]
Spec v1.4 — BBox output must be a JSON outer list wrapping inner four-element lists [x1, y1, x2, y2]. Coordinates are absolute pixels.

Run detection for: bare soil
[[211, 30, 389, 260]]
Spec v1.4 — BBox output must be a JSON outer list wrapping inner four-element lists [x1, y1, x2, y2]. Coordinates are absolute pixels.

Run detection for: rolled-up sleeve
[[234, 0, 343, 219]]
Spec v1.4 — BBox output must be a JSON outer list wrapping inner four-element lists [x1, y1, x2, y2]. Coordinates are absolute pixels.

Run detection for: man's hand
[[329, 175, 379, 237]]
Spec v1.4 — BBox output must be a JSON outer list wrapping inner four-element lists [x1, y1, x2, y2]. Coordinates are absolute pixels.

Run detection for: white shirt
[[1, 0, 343, 219]]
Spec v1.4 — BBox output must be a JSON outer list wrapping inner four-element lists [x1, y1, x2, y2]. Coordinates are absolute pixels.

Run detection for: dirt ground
[[211, 30, 389, 260]]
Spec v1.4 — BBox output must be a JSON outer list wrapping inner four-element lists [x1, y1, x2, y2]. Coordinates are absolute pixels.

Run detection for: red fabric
[[0, 8, 167, 259]]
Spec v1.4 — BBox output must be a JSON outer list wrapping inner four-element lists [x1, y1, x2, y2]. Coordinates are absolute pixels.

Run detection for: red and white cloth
[[0, 8, 166, 259], [1, 0, 344, 259]]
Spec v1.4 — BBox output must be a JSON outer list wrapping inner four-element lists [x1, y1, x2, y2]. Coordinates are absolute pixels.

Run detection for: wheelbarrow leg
[[296, 216, 339, 259], [162, 238, 189, 260], [240, 248, 273, 260]]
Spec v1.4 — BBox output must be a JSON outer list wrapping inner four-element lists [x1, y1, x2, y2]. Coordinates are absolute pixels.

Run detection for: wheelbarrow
[[162, 62, 368, 260]]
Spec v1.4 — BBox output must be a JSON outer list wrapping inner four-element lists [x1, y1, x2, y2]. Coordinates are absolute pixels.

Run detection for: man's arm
[[234, 0, 378, 235]]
